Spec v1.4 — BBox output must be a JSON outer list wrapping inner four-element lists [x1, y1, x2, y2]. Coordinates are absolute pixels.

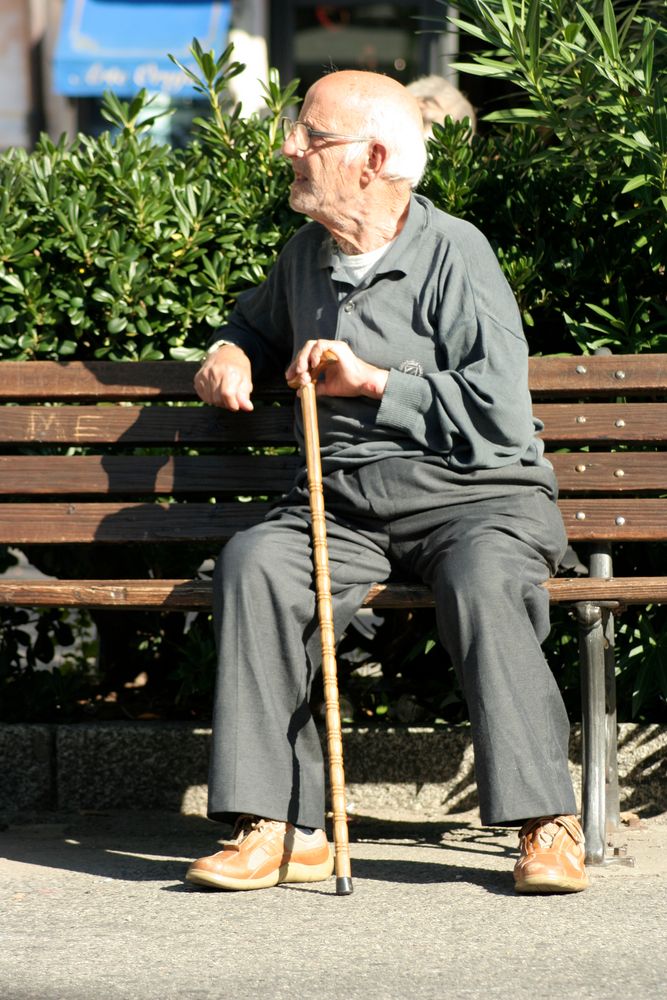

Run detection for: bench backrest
[[1, 356, 667, 548]]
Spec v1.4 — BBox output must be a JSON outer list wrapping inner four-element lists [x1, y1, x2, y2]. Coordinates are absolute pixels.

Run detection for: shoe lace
[[519, 814, 582, 849], [223, 814, 259, 847], [222, 814, 281, 850]]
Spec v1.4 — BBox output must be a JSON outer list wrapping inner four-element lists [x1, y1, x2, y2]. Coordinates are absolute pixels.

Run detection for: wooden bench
[[2, 355, 667, 864]]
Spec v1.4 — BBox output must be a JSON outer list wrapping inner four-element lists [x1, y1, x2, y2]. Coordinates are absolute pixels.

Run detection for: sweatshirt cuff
[[376, 368, 433, 433]]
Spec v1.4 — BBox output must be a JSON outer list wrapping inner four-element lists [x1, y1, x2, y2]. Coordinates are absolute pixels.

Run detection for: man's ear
[[362, 141, 388, 182]]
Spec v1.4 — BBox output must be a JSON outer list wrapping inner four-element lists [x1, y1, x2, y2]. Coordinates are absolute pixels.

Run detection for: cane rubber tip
[[336, 876, 354, 895]]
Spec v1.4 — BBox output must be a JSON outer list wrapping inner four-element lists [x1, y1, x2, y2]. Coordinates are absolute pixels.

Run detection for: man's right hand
[[194, 344, 254, 411]]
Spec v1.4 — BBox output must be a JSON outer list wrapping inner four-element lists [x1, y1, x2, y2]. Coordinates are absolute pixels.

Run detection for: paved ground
[[1, 807, 666, 1000]]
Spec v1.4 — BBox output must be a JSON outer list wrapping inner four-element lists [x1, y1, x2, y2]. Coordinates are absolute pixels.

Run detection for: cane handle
[[287, 349, 338, 389]]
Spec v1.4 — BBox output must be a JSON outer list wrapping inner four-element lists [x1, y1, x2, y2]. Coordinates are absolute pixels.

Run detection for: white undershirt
[[335, 238, 396, 286]]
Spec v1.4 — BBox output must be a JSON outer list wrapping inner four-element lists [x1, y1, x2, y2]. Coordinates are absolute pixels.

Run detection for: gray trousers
[[207, 458, 577, 828]]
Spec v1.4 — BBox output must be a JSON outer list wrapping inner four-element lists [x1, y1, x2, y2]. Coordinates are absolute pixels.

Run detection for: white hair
[[342, 93, 428, 189]]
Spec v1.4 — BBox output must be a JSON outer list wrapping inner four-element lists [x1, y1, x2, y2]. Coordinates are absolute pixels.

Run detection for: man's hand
[[285, 340, 388, 400], [194, 344, 254, 411]]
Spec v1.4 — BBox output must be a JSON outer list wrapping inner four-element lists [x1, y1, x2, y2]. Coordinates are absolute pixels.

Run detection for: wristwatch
[[206, 338, 239, 355]]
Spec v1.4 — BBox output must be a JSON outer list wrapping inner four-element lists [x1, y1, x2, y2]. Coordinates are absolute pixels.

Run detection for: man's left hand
[[286, 339, 388, 399]]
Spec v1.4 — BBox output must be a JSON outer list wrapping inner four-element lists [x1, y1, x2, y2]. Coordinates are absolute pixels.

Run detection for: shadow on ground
[[0, 809, 518, 896]]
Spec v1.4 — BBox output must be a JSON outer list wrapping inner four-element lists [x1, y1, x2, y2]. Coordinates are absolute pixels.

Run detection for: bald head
[[309, 70, 423, 124], [303, 71, 427, 189]]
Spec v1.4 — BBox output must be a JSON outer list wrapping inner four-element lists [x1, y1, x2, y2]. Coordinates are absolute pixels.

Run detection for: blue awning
[[53, 0, 232, 98]]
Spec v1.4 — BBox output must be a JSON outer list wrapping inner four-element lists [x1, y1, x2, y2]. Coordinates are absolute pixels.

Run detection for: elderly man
[[188, 70, 588, 894]]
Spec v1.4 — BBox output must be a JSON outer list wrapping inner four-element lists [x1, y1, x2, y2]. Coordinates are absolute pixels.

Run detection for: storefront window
[[272, 2, 442, 98], [294, 5, 422, 89]]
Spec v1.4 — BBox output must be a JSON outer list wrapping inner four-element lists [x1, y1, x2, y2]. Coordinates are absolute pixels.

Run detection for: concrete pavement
[[1, 807, 666, 1000]]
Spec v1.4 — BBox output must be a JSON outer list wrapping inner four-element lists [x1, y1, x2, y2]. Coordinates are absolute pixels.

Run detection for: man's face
[[282, 81, 368, 226]]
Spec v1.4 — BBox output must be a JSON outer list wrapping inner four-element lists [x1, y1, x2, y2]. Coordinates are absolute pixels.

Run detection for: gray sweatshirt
[[209, 194, 552, 482]]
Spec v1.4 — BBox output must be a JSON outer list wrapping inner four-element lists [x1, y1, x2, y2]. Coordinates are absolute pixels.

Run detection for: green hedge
[[1, 4, 666, 723], [0, 43, 300, 362], [421, 0, 666, 354]]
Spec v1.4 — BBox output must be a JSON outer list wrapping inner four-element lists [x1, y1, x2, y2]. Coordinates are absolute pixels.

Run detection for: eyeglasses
[[280, 117, 372, 152]]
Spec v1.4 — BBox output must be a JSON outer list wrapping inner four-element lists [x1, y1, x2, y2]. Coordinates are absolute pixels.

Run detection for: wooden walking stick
[[289, 352, 353, 895]]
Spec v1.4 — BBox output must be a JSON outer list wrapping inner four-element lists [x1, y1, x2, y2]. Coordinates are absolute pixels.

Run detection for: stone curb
[[1, 721, 665, 821]]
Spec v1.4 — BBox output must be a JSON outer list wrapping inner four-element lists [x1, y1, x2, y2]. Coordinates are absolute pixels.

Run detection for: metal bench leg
[[587, 544, 621, 833], [602, 607, 621, 831], [575, 601, 607, 864]]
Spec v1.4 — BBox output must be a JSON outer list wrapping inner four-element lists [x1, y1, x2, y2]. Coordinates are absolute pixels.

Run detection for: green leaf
[[139, 344, 163, 360], [107, 317, 127, 334], [3, 235, 40, 262], [602, 0, 621, 61], [641, 24, 655, 89], [577, 4, 607, 53], [447, 16, 496, 45], [654, 81, 667, 153], [448, 60, 515, 79], [484, 107, 547, 124], [501, 0, 517, 31], [526, 0, 541, 63], [0, 273, 25, 293], [621, 175, 650, 194], [170, 345, 206, 362], [631, 130, 653, 150]]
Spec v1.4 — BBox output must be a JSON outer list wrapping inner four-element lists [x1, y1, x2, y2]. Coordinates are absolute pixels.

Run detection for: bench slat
[[548, 452, 667, 492], [0, 455, 299, 496], [1, 499, 667, 544], [0, 361, 202, 401], [0, 361, 291, 403], [1, 576, 666, 610], [0, 405, 295, 445], [2, 402, 667, 445], [4, 356, 667, 399], [559, 499, 667, 539], [529, 354, 667, 395], [1, 452, 665, 496], [535, 403, 667, 442], [0, 501, 271, 543], [368, 577, 667, 607]]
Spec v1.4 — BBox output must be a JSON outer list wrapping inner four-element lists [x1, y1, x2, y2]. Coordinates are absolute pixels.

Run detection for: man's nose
[[281, 132, 303, 158]]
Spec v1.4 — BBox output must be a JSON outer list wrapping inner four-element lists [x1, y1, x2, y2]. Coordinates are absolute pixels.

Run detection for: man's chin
[[289, 192, 313, 216]]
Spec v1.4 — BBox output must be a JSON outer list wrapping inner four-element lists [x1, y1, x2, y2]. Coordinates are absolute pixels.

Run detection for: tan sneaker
[[185, 815, 334, 891], [513, 814, 589, 894]]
